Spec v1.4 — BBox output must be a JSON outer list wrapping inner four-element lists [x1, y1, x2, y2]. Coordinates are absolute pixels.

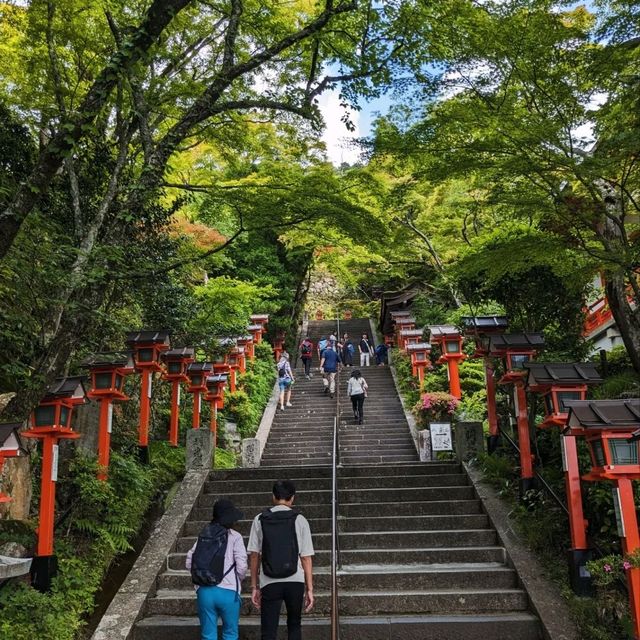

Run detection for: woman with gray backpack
[[186, 499, 248, 640], [347, 369, 368, 424]]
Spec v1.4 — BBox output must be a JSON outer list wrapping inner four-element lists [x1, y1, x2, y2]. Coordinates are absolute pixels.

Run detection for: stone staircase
[[132, 318, 543, 639]]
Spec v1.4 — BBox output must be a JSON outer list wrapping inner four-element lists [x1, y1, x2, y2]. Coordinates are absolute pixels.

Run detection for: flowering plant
[[413, 391, 459, 425], [587, 550, 640, 588]]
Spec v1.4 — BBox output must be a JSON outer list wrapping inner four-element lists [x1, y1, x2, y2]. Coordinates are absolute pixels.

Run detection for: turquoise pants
[[196, 585, 240, 640]]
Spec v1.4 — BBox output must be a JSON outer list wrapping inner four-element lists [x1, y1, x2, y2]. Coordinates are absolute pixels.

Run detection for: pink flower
[[623, 561, 632, 570], [604, 564, 612, 572]]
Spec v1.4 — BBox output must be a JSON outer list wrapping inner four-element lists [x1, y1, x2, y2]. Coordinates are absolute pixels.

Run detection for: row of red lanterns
[[388, 310, 640, 636], [0, 314, 269, 592]]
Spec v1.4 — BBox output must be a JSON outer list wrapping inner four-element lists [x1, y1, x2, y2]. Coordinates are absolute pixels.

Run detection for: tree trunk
[[605, 272, 640, 374]]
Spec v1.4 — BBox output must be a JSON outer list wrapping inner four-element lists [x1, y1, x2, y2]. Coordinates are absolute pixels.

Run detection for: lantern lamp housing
[[187, 362, 214, 393], [525, 362, 602, 428], [0, 423, 23, 456], [125, 330, 171, 371], [29, 377, 88, 433], [565, 399, 640, 480], [460, 315, 509, 357], [83, 351, 134, 399], [162, 347, 195, 382]]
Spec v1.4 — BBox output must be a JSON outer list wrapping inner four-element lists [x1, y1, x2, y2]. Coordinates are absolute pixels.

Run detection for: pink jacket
[[186, 527, 248, 592]]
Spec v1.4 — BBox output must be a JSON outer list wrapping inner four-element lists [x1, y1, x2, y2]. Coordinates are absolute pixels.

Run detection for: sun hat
[[212, 499, 244, 526]]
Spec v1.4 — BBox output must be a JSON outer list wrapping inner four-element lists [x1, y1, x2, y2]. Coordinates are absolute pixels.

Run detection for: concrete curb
[[253, 380, 280, 462], [90, 468, 210, 640], [465, 462, 580, 640]]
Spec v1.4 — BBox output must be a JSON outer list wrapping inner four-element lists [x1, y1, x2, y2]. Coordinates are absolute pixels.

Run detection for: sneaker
[[324, 387, 329, 395], [330, 393, 334, 399], [280, 405, 285, 411], [305, 375, 310, 380], [286, 402, 293, 407], [358, 417, 363, 424]]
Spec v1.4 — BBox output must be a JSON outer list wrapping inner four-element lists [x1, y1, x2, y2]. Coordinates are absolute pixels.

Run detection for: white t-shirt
[[347, 377, 368, 396], [247, 505, 314, 588]]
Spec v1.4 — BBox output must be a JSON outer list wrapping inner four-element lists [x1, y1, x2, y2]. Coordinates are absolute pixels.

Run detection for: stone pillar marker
[[186, 429, 213, 470], [454, 421, 484, 461], [242, 438, 260, 468]]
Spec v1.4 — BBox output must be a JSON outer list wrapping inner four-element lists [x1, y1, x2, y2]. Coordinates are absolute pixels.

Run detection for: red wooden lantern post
[[205, 374, 227, 449], [399, 328, 424, 352], [0, 423, 24, 503], [23, 377, 87, 592], [395, 316, 416, 348], [83, 351, 135, 480], [406, 343, 432, 385], [490, 333, 545, 497], [461, 316, 510, 453], [248, 323, 264, 346], [162, 347, 195, 447], [250, 314, 269, 332], [186, 362, 213, 429], [525, 362, 603, 595], [429, 326, 466, 400], [125, 331, 171, 463], [273, 333, 286, 363], [565, 399, 640, 637], [237, 334, 255, 362]]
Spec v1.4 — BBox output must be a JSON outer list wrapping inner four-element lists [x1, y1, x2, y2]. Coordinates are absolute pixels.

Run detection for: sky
[[317, 89, 392, 166]]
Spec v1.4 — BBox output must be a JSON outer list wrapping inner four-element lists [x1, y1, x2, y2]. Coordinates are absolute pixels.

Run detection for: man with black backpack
[[248, 480, 315, 640]]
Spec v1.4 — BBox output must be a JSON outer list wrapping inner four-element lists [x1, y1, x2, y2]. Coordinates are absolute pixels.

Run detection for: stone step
[[183, 513, 491, 537], [145, 587, 529, 617], [175, 529, 498, 553], [134, 612, 542, 640], [339, 454, 419, 464], [167, 545, 508, 570], [192, 499, 483, 522], [158, 563, 517, 592], [205, 473, 469, 493]]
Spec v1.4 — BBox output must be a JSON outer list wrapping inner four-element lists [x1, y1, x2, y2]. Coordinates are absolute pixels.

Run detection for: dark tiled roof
[[395, 317, 416, 324], [207, 375, 228, 384], [187, 362, 214, 373], [247, 324, 263, 331], [406, 342, 432, 351], [164, 347, 195, 359], [399, 329, 425, 337], [44, 376, 87, 400], [566, 399, 640, 429], [429, 325, 460, 338], [525, 362, 602, 387], [82, 351, 132, 368], [461, 316, 509, 332], [0, 423, 22, 448], [125, 330, 170, 345], [250, 314, 269, 321], [490, 333, 545, 351]]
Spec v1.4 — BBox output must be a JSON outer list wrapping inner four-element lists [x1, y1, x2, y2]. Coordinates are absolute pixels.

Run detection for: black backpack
[[301, 341, 312, 356], [191, 522, 235, 586], [259, 509, 299, 578]]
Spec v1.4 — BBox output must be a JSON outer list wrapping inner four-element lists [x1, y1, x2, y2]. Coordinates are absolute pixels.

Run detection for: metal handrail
[[330, 416, 340, 639]]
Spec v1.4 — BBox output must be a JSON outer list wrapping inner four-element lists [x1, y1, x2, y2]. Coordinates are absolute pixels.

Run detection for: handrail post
[[331, 365, 341, 640]]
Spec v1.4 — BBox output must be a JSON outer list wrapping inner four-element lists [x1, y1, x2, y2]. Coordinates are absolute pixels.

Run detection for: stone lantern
[[525, 362, 602, 595], [125, 330, 171, 463], [23, 377, 87, 592], [162, 347, 195, 447], [489, 333, 545, 497], [83, 351, 135, 480], [565, 399, 640, 638], [0, 423, 24, 503], [461, 315, 510, 452], [186, 362, 214, 429], [406, 342, 432, 385], [429, 325, 466, 399]]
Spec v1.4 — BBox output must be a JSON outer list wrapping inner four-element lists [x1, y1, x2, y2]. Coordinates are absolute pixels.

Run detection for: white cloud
[[317, 89, 362, 166]]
